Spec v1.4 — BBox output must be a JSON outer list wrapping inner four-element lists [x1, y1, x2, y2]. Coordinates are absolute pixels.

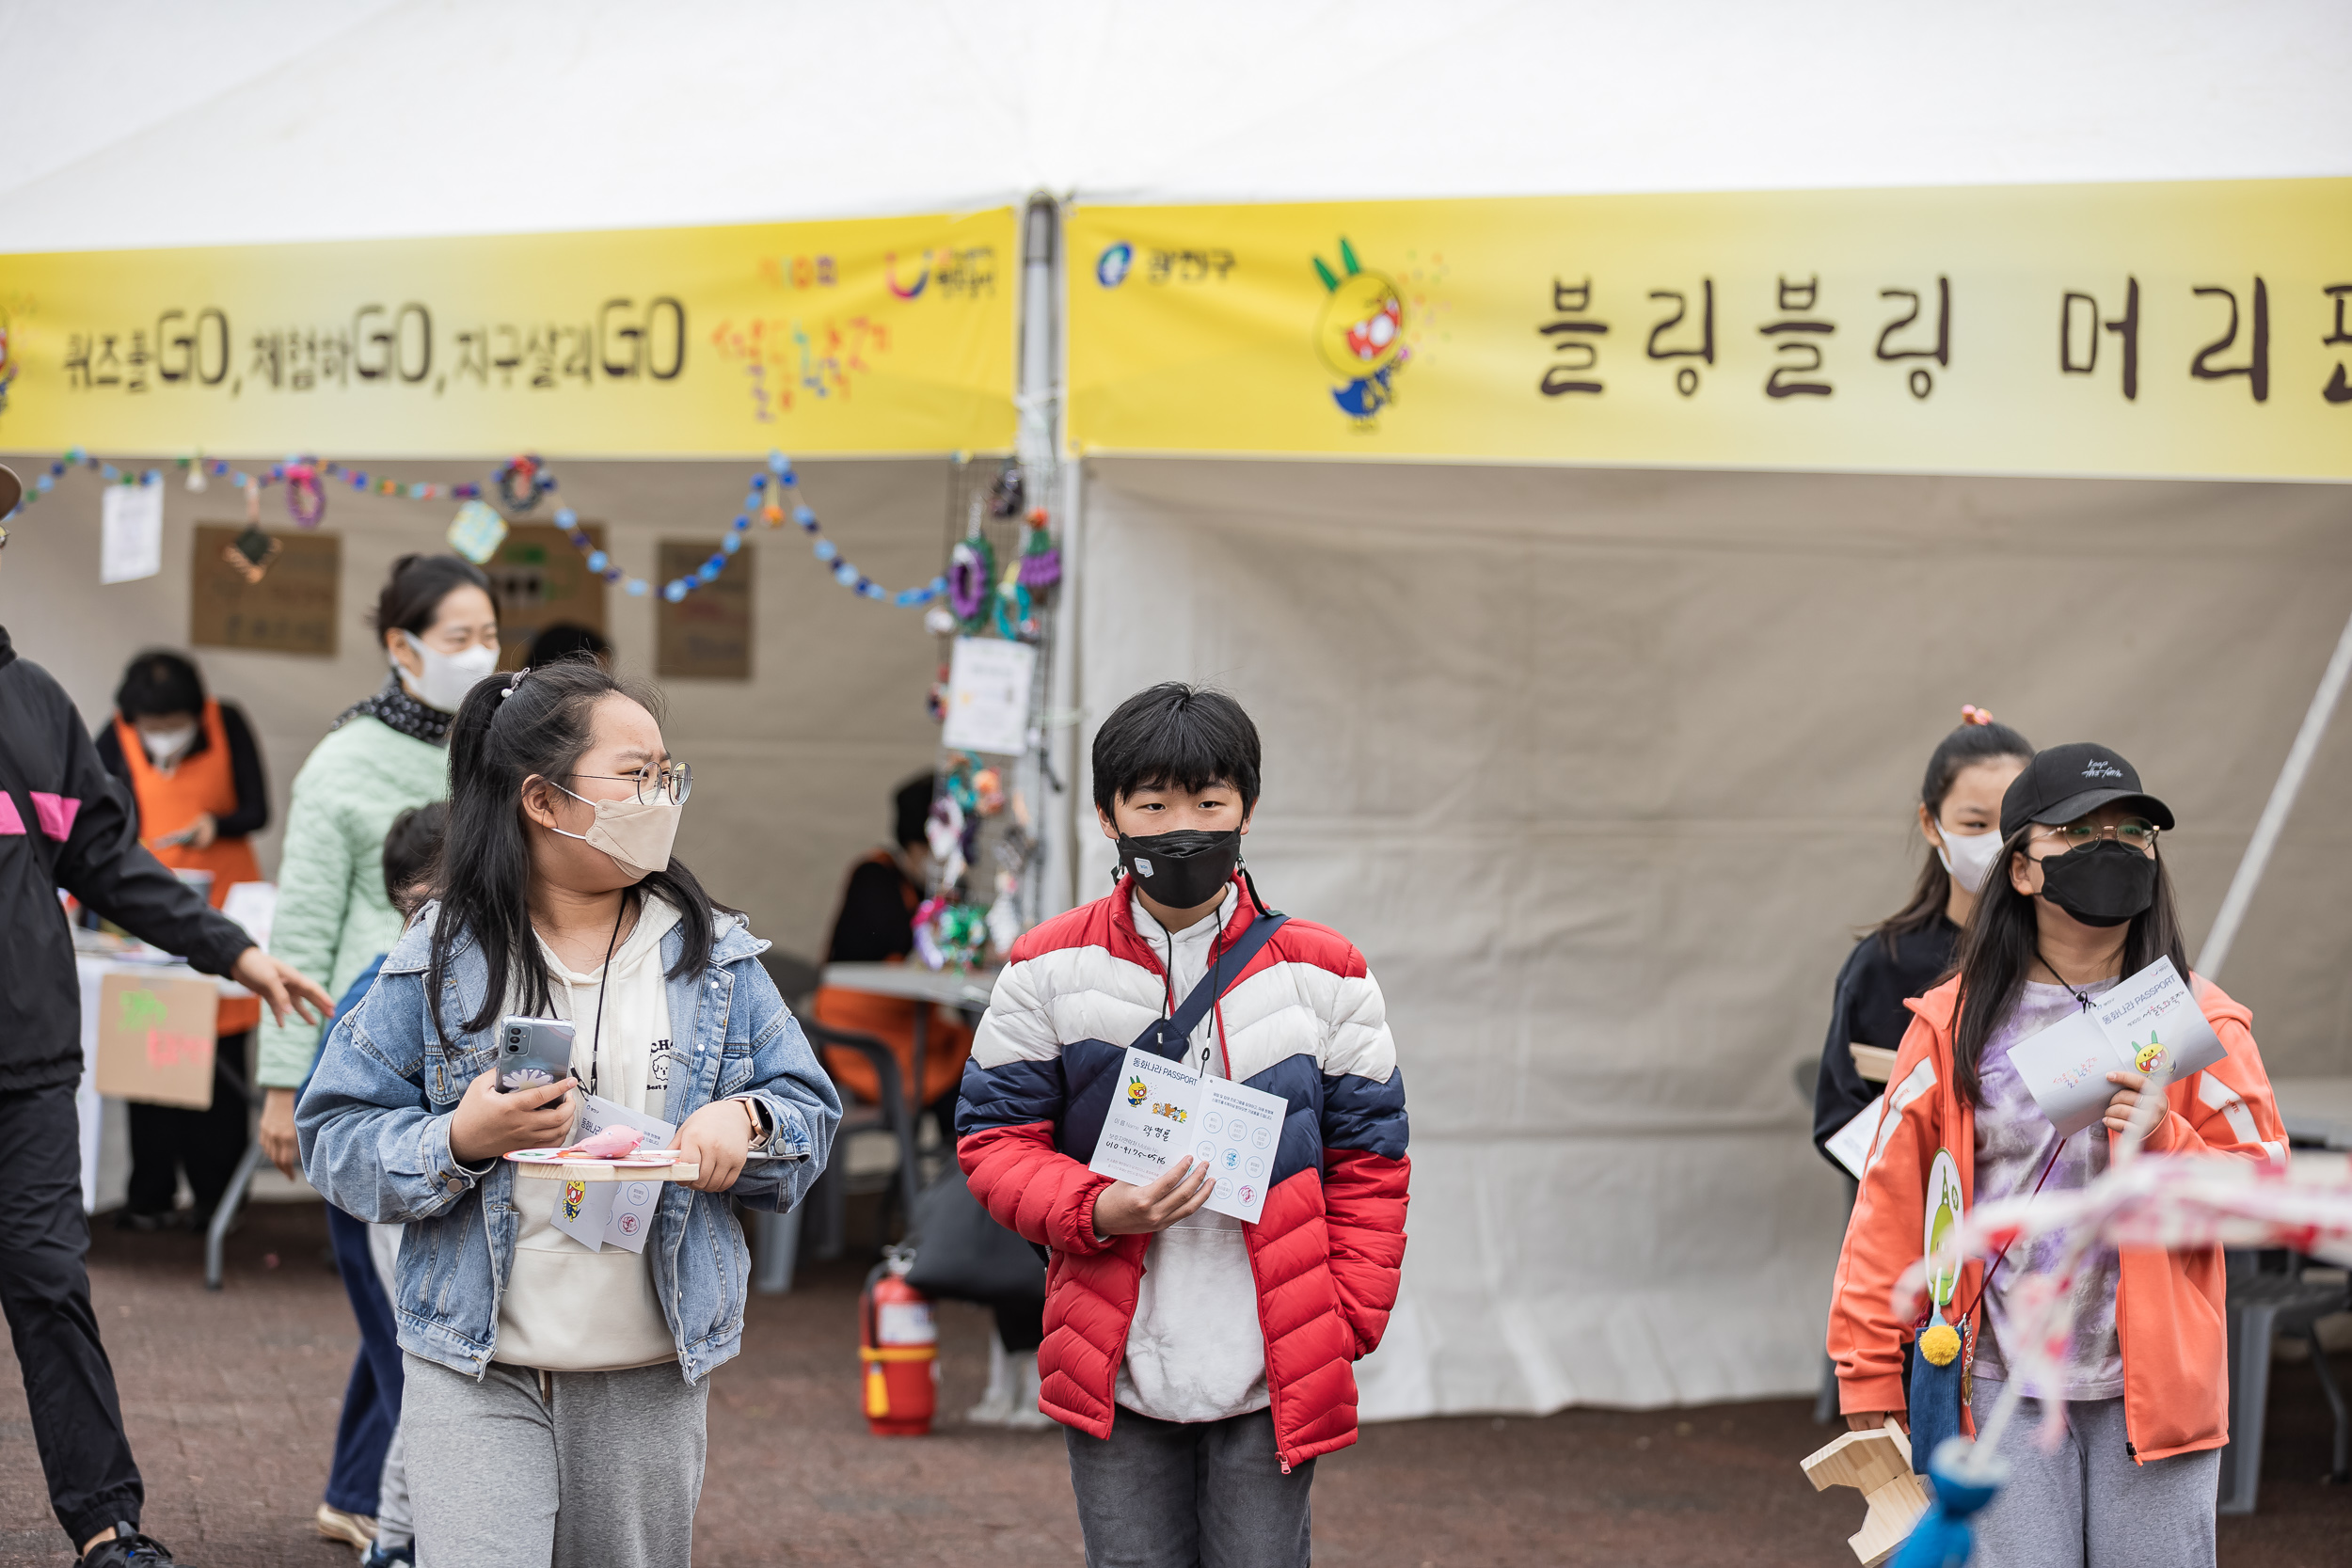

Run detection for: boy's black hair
[[380, 800, 449, 918], [893, 772, 936, 850], [115, 650, 206, 721], [1090, 683, 1261, 818]]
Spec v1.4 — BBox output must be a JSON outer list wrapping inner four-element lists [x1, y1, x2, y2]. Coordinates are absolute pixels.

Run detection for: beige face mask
[[549, 783, 681, 881]]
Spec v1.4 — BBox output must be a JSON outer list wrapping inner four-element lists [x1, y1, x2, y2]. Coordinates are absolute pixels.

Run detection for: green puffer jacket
[[257, 714, 448, 1087]]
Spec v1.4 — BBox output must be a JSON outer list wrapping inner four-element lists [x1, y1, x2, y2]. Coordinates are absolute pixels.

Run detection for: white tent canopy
[[5, 2, 2349, 1422], [2, 1, 2348, 251]]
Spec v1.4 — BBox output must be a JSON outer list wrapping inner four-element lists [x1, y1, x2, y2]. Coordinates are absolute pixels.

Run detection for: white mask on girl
[[139, 722, 199, 768], [1934, 825, 2004, 895], [395, 631, 499, 713]]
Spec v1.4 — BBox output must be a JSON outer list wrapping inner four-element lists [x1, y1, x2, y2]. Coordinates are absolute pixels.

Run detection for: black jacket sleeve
[[45, 687, 252, 977], [214, 701, 269, 840], [824, 860, 918, 964], [1811, 939, 1879, 1167], [93, 721, 140, 836]]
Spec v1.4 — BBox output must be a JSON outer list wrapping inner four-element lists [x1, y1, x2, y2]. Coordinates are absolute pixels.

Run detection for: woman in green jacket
[[256, 554, 500, 1173]]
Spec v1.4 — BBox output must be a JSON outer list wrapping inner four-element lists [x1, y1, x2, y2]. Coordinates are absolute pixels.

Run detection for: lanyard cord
[[2034, 946, 2109, 1012], [1155, 910, 1230, 1078], [583, 895, 628, 1098]]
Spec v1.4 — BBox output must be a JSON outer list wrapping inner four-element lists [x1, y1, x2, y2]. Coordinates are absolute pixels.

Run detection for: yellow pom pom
[[1919, 1323, 1962, 1367]]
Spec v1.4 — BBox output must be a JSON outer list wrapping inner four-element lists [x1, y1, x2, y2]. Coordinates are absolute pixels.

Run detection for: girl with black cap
[[1813, 707, 2034, 1167], [1827, 743, 2286, 1568]]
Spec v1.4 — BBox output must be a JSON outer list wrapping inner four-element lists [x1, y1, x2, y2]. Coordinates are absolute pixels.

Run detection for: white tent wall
[[0, 455, 951, 961], [1073, 456, 2352, 1414]]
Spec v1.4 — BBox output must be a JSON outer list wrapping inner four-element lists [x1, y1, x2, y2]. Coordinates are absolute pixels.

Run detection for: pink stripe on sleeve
[[29, 792, 80, 841], [0, 794, 22, 835]]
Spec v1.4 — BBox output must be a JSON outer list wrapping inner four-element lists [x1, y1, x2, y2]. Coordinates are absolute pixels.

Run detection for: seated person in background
[[524, 622, 612, 671], [813, 772, 973, 1142], [94, 649, 270, 1230]]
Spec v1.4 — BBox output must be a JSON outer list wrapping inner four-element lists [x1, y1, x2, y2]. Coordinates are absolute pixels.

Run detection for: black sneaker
[[112, 1210, 179, 1234], [80, 1524, 186, 1567]]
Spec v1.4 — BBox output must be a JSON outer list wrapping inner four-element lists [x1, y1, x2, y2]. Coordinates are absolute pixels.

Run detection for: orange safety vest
[[113, 700, 262, 1035], [813, 850, 973, 1108]]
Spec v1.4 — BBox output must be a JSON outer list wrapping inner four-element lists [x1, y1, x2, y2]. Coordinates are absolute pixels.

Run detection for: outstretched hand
[[230, 946, 336, 1029]]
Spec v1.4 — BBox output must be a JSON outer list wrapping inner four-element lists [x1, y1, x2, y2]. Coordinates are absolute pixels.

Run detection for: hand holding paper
[[2005, 957, 2227, 1137], [1088, 1046, 1288, 1225]]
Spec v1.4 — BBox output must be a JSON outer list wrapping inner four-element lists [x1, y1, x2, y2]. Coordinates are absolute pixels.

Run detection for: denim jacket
[[296, 902, 841, 1383]]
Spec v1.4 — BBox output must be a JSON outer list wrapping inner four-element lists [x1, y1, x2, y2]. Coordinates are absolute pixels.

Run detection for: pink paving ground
[[0, 1204, 2342, 1566]]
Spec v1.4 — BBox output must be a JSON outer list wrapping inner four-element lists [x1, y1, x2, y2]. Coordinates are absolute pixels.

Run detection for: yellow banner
[[1067, 182, 2352, 481], [0, 210, 1017, 457]]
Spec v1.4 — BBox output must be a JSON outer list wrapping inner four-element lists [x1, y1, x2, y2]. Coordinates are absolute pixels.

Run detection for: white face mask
[[1934, 824, 2005, 895], [139, 722, 199, 767], [395, 630, 499, 713], [548, 782, 682, 881]]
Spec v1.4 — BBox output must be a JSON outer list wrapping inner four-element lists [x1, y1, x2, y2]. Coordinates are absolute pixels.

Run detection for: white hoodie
[[1115, 887, 1270, 1422], [494, 895, 686, 1372]]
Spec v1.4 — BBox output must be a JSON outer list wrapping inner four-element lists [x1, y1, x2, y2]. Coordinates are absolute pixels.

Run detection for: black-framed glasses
[[2033, 817, 2160, 850], [568, 761, 692, 806]]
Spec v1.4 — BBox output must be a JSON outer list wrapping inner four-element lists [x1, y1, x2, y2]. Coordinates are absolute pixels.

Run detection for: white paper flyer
[[1089, 1047, 1285, 1225], [2005, 957, 2227, 1136]]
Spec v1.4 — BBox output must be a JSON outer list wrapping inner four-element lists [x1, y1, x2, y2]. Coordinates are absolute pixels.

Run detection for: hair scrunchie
[[1961, 704, 1994, 726]]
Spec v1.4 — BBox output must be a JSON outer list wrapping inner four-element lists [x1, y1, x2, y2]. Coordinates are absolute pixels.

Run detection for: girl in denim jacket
[[299, 660, 839, 1568]]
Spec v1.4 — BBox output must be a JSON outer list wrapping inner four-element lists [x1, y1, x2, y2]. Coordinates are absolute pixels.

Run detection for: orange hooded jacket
[[1826, 973, 2286, 1464]]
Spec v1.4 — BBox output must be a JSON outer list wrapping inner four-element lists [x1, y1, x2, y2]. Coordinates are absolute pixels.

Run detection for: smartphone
[[497, 1016, 578, 1095]]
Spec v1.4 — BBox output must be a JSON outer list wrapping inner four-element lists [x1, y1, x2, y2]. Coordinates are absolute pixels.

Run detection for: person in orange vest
[[813, 772, 974, 1146], [94, 650, 269, 1231]]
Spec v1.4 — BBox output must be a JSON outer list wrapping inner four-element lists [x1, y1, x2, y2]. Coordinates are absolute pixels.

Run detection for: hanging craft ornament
[[447, 499, 509, 564], [496, 454, 554, 513], [283, 461, 326, 528], [1017, 506, 1061, 590], [987, 460, 1025, 518], [993, 557, 1034, 641], [180, 451, 207, 493], [948, 535, 995, 628], [221, 524, 281, 585]]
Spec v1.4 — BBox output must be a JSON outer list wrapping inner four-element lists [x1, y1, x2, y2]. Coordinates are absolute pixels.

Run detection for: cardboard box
[[94, 972, 219, 1109]]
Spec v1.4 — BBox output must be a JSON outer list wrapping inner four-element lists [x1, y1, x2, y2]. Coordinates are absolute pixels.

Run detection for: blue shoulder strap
[[1130, 911, 1290, 1061]]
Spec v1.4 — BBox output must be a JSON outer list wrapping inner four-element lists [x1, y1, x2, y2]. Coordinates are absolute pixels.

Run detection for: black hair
[[894, 771, 936, 850], [1947, 822, 2188, 1106], [380, 800, 449, 919], [525, 622, 612, 670], [373, 553, 493, 643], [1873, 713, 2036, 951], [427, 660, 725, 1043], [1090, 683, 1262, 818], [116, 650, 207, 720]]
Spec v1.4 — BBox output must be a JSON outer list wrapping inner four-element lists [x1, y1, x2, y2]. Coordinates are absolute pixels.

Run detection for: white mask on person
[[394, 631, 499, 713], [548, 783, 682, 881], [138, 721, 199, 768], [1934, 825, 2005, 895]]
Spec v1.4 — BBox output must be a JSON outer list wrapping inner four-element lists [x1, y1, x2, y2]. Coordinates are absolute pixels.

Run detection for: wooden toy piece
[[508, 1158, 701, 1183], [1801, 1419, 1931, 1566]]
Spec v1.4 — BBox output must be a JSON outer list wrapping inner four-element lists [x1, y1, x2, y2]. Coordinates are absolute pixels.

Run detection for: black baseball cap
[[0, 465, 20, 519], [2000, 742, 2174, 838]]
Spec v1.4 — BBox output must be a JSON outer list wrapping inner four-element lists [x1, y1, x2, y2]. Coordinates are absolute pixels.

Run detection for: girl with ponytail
[[1812, 706, 2034, 1166]]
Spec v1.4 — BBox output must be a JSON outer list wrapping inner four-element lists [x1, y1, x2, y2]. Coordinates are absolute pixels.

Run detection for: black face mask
[[1117, 829, 1241, 911], [2037, 839, 2158, 928]]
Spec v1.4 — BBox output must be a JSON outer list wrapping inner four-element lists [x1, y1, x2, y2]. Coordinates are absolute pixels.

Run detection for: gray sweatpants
[[1967, 1382, 2219, 1568], [1065, 1406, 1313, 1568], [401, 1354, 708, 1568]]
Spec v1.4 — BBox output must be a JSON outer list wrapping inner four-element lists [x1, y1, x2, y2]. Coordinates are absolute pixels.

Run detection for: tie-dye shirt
[[1971, 977, 2123, 1401]]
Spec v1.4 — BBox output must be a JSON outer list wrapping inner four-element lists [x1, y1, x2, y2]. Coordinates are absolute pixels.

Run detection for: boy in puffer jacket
[[958, 683, 1409, 1568]]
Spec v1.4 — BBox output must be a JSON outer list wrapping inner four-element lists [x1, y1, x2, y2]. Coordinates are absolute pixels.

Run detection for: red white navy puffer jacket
[[956, 875, 1410, 1469]]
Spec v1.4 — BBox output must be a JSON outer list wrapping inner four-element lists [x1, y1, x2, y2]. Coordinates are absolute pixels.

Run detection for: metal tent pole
[[2195, 600, 2352, 981]]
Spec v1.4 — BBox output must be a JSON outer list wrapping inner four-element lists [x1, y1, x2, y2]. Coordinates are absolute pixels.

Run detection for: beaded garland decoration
[[3, 447, 965, 614]]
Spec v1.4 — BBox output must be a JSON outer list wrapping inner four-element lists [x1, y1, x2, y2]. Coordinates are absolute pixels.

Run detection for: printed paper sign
[[941, 636, 1036, 756], [2005, 958, 2229, 1136], [102, 483, 164, 584], [548, 1093, 675, 1254], [1088, 1047, 1285, 1225], [1824, 1093, 1883, 1180], [2091, 957, 2226, 1085]]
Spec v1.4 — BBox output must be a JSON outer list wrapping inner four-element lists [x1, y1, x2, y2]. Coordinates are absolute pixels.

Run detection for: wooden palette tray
[[506, 1154, 701, 1183]]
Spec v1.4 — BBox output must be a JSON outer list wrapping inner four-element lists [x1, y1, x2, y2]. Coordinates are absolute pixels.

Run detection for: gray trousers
[[1967, 1383, 2219, 1568], [401, 1354, 708, 1568], [1065, 1405, 1313, 1568]]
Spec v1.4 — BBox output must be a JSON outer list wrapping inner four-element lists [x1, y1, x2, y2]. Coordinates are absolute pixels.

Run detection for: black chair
[[2217, 1250, 2351, 1513], [748, 1014, 923, 1293]]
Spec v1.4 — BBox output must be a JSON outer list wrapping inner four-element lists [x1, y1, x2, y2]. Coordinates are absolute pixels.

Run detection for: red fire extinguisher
[[859, 1249, 937, 1436]]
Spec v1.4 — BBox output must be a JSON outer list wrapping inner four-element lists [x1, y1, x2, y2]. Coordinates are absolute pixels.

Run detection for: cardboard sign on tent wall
[[487, 522, 606, 671], [189, 525, 340, 656], [657, 538, 752, 680], [1067, 178, 2352, 481]]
